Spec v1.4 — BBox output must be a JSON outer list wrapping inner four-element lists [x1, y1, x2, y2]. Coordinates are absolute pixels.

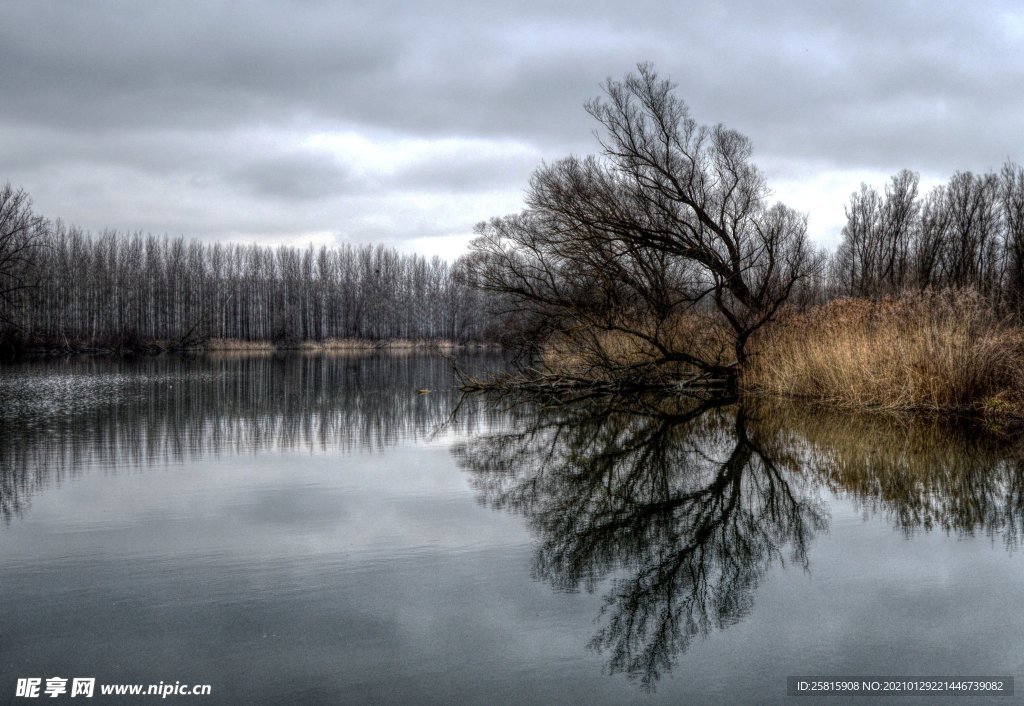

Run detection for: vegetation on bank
[[458, 64, 1024, 417], [210, 337, 479, 351], [744, 290, 1024, 416], [499, 289, 1024, 419]]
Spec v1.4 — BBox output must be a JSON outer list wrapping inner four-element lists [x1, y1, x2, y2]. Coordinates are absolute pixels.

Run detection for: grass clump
[[745, 289, 1024, 415]]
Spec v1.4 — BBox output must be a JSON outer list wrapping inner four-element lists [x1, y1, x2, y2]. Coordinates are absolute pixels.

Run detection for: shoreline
[[456, 369, 1024, 425], [1, 337, 500, 360]]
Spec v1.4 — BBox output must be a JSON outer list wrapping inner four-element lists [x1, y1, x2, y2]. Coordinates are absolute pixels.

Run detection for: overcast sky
[[2, 0, 1022, 258]]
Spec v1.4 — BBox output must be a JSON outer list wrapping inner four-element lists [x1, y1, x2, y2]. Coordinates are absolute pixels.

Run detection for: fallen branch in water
[[455, 365, 734, 398]]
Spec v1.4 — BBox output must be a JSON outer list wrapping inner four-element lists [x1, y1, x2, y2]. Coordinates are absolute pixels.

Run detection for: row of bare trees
[[832, 164, 1024, 312], [0, 190, 490, 349]]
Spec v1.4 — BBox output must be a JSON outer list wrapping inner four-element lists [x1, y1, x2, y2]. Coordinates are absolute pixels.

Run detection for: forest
[[831, 165, 1024, 306], [6, 159, 1024, 358], [0, 184, 490, 351]]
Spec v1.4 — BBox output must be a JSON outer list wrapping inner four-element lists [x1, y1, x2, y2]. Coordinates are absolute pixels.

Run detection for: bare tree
[[470, 64, 821, 384], [880, 170, 920, 290], [1000, 161, 1024, 313], [912, 184, 951, 290], [941, 171, 1001, 294], [834, 183, 883, 296], [833, 171, 919, 297], [0, 184, 48, 328], [837, 167, 1023, 308]]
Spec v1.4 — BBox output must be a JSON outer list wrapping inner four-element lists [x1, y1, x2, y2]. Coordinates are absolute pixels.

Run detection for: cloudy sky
[[2, 0, 1022, 258]]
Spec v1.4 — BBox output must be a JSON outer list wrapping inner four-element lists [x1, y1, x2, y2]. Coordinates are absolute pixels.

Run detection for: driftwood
[[439, 349, 734, 399]]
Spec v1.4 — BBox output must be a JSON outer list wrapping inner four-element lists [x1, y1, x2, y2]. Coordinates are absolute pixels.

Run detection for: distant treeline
[[0, 185, 492, 350], [831, 163, 1024, 310]]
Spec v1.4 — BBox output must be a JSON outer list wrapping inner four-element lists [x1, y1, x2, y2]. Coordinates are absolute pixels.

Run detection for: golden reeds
[[744, 290, 1024, 415]]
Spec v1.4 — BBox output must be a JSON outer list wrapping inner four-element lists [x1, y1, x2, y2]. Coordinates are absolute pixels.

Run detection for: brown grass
[[204, 338, 277, 352], [297, 338, 379, 351], [745, 289, 1024, 415], [539, 313, 734, 384]]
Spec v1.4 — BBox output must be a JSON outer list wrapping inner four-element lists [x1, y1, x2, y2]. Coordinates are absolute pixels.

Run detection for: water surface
[[1, 354, 1022, 704]]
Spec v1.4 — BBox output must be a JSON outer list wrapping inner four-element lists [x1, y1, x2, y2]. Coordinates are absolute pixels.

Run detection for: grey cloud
[[1, 125, 241, 177], [2, 0, 1023, 250], [228, 152, 354, 201], [390, 151, 540, 193], [668, 0, 1024, 173], [0, 1, 397, 131], [0, 1, 646, 145]]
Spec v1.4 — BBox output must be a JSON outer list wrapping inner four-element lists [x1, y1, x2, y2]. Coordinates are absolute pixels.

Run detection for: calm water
[[1, 354, 1023, 704]]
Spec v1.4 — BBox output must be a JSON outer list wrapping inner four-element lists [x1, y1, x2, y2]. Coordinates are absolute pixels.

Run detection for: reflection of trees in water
[[0, 353, 500, 523], [454, 396, 828, 689], [750, 401, 1024, 546], [455, 394, 1024, 689]]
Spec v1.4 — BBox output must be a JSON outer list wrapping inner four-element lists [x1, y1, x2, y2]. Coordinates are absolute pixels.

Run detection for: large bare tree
[[470, 64, 821, 385]]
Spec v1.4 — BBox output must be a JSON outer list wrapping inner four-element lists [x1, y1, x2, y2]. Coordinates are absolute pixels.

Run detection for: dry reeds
[[204, 338, 277, 352], [297, 338, 378, 351], [539, 313, 734, 384], [745, 289, 1024, 414]]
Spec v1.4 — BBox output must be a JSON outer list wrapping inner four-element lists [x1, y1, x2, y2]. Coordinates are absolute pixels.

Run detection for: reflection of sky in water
[[1, 355, 1023, 703]]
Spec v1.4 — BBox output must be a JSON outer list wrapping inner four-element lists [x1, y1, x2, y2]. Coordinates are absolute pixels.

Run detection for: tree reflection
[[454, 395, 828, 689], [0, 353, 500, 524], [749, 400, 1024, 546], [455, 394, 1024, 689]]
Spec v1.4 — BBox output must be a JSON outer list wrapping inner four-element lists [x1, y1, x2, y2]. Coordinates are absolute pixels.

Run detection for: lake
[[1, 353, 1022, 704]]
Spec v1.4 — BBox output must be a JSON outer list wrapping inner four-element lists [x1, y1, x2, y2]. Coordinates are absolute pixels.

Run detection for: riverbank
[[205, 337, 495, 352], [0, 334, 497, 360]]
